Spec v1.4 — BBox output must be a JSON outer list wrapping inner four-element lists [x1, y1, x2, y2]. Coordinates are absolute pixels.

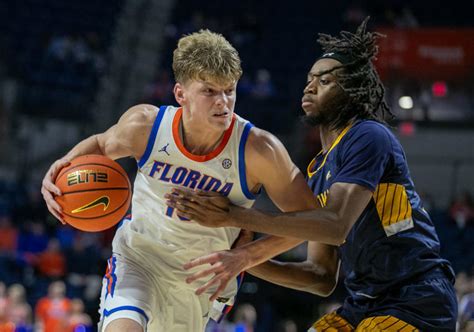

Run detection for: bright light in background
[[432, 81, 448, 97], [398, 96, 414, 109]]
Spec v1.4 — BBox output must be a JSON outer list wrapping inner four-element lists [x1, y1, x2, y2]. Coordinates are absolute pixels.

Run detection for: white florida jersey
[[113, 105, 257, 295]]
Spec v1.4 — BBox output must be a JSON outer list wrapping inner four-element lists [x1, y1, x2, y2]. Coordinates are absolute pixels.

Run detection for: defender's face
[[302, 58, 346, 126], [174, 79, 237, 130]]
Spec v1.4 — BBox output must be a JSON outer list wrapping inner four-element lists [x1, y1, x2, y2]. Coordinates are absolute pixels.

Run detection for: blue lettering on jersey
[[149, 160, 234, 196]]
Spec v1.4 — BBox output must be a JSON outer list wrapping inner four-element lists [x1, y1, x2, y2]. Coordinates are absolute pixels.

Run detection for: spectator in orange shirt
[[36, 239, 66, 279], [66, 298, 92, 332], [5, 284, 32, 331], [0, 217, 18, 254], [35, 281, 71, 332]]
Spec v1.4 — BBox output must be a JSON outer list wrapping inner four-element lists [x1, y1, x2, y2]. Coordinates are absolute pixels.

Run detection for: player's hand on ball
[[184, 247, 250, 301], [41, 157, 71, 224], [165, 188, 234, 227]]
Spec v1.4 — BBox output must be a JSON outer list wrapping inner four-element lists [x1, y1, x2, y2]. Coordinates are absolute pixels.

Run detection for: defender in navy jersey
[[169, 18, 457, 331]]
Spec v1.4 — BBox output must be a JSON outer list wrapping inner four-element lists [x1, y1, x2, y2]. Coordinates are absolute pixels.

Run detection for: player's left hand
[[184, 247, 250, 301], [165, 188, 234, 227]]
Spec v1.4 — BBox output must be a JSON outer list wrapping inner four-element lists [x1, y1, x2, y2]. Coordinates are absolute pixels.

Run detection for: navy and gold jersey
[[306, 120, 454, 300]]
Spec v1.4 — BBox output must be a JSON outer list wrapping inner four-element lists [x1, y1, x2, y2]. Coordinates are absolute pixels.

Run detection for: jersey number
[[165, 205, 189, 221]]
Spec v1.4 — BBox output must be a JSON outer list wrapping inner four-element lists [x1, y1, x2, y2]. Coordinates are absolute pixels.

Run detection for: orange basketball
[[54, 155, 131, 232]]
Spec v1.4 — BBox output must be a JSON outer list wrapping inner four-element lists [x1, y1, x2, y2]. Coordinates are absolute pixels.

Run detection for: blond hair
[[172, 29, 242, 85]]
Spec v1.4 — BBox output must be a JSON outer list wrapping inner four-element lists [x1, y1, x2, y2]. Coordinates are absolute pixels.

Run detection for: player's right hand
[[41, 158, 71, 224]]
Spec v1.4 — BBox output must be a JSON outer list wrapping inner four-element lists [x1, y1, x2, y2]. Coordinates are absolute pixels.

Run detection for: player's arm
[[248, 242, 339, 296], [168, 159, 373, 245], [226, 181, 373, 245], [169, 124, 389, 245], [236, 128, 338, 294], [179, 129, 338, 298], [41, 104, 157, 222]]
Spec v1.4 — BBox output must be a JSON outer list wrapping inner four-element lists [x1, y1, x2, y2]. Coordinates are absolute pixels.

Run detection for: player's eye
[[319, 78, 329, 85]]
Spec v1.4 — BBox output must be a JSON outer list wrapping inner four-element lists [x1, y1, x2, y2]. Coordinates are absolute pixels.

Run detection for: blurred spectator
[[36, 239, 66, 279], [384, 6, 419, 28], [395, 7, 419, 28], [145, 70, 174, 105], [66, 298, 92, 332], [35, 281, 71, 332], [342, 4, 368, 31], [17, 222, 49, 267], [233, 303, 257, 332], [56, 225, 77, 250], [419, 191, 436, 213], [276, 319, 298, 332], [450, 191, 474, 229], [460, 292, 474, 332], [65, 235, 100, 298], [230, 13, 261, 48], [419, 87, 432, 122], [251, 69, 275, 99], [237, 74, 254, 97], [45, 35, 73, 64], [0, 282, 7, 324], [5, 284, 33, 330], [0, 216, 18, 254]]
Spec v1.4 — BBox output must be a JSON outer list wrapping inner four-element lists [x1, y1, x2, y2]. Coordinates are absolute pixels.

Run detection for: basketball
[[54, 155, 131, 232]]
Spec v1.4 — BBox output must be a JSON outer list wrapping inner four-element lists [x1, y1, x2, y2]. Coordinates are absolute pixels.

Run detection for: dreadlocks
[[316, 17, 394, 129]]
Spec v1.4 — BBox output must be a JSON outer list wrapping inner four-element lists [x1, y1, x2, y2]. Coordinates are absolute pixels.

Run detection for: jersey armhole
[[136, 105, 167, 168], [238, 122, 261, 200]]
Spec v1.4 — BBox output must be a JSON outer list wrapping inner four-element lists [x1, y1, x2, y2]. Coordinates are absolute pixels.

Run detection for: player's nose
[[304, 81, 317, 95], [215, 92, 227, 107]]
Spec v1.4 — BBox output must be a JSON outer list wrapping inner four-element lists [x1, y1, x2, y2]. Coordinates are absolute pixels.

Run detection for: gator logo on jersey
[[149, 160, 234, 196], [71, 196, 110, 214], [222, 158, 232, 169]]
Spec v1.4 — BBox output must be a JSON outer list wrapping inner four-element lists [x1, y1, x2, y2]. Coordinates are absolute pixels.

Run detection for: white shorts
[[98, 253, 217, 332]]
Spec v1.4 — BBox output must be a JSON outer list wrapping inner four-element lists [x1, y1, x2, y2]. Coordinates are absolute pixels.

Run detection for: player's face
[[301, 58, 347, 127], [174, 79, 237, 131]]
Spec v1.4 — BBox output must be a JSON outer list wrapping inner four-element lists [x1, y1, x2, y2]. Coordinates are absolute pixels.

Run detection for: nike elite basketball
[[54, 155, 131, 232]]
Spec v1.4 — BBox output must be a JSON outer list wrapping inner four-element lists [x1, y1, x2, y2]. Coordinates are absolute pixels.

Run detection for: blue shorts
[[338, 267, 458, 331]]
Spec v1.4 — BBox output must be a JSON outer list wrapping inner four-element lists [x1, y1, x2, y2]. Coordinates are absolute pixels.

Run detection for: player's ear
[[174, 82, 185, 106]]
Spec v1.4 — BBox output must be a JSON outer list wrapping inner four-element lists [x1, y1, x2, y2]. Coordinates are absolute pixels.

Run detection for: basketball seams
[[61, 187, 130, 195]]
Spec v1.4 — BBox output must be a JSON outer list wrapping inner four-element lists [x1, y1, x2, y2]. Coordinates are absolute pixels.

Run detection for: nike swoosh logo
[[71, 196, 110, 214]]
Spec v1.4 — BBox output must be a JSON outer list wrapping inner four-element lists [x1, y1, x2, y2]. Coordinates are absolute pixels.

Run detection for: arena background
[[0, 0, 473, 331]]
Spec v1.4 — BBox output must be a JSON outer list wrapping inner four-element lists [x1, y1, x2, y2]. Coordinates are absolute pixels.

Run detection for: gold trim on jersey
[[310, 312, 419, 331], [316, 189, 329, 207], [307, 123, 353, 178], [373, 183, 414, 236]]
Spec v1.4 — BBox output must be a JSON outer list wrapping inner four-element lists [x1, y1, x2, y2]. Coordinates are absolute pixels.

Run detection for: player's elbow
[[305, 275, 337, 297], [327, 210, 352, 246], [301, 261, 338, 297]]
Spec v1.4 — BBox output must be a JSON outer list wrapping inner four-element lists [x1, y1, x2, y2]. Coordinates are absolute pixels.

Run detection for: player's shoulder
[[121, 104, 160, 125], [346, 119, 394, 144], [245, 126, 288, 163]]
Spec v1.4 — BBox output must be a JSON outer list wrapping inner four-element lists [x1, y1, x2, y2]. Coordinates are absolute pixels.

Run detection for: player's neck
[[180, 117, 225, 155], [319, 125, 343, 154]]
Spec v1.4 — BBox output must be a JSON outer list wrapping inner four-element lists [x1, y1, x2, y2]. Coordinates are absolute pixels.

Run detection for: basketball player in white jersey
[[41, 30, 338, 332]]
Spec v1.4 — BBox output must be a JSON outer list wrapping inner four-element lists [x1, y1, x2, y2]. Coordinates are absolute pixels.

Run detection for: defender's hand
[[41, 158, 71, 224], [184, 248, 250, 301], [165, 188, 233, 227]]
